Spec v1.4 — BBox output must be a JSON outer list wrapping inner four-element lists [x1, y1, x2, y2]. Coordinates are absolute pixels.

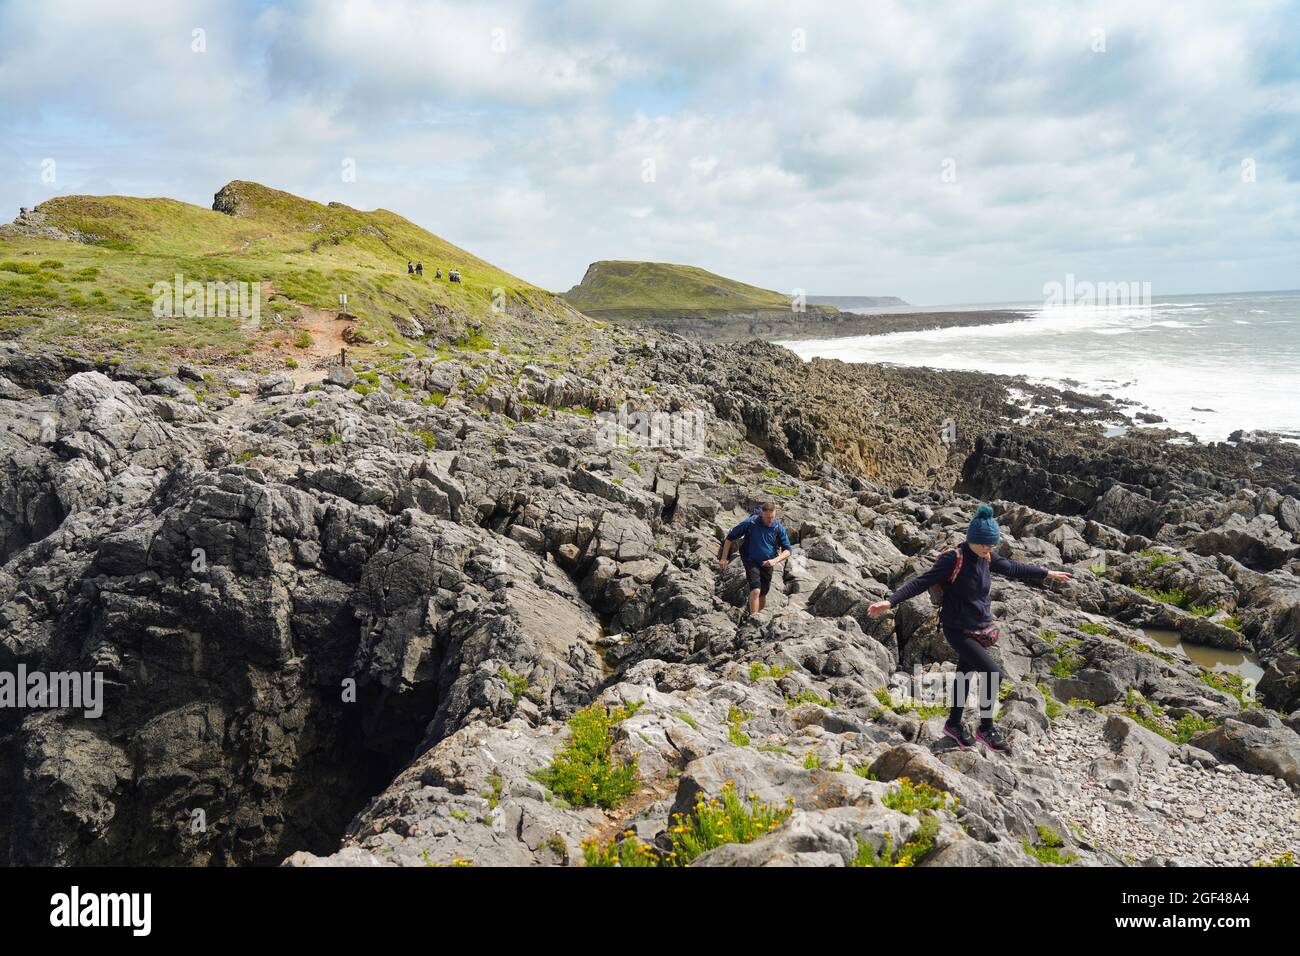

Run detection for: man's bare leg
[[748, 589, 761, 614]]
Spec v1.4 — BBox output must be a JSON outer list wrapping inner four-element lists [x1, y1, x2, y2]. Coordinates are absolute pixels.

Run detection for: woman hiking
[[868, 504, 1071, 753]]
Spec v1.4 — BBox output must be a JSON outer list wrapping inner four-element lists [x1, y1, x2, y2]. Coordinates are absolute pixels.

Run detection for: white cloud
[[0, 0, 1296, 303]]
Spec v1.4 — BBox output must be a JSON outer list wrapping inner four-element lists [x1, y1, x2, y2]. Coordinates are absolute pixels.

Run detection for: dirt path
[[288, 303, 351, 388]]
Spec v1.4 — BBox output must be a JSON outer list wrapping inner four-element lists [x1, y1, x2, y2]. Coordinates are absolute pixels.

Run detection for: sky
[[1, 0, 1297, 305]]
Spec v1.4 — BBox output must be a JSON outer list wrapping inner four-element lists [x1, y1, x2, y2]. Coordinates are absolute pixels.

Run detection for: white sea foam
[[781, 292, 1300, 442]]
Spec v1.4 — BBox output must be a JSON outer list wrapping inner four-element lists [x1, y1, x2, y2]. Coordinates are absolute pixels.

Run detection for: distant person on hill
[[435, 267, 442, 279], [407, 260, 414, 274], [449, 270, 461, 283], [867, 504, 1072, 753], [719, 501, 792, 615], [416, 262, 423, 276]]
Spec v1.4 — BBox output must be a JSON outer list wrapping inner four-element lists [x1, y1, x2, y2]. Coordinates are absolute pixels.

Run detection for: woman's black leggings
[[944, 627, 1002, 730]]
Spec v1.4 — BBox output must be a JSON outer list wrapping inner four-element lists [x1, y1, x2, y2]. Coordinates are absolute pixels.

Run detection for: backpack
[[719, 508, 786, 559], [926, 547, 964, 608]]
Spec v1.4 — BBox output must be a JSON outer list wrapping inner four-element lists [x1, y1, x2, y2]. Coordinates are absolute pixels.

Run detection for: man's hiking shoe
[[976, 726, 1011, 753], [942, 723, 974, 749]]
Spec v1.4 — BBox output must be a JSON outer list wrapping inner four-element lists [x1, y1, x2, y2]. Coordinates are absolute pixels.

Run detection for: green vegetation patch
[[498, 667, 529, 705], [1023, 825, 1077, 865], [787, 689, 836, 710], [582, 782, 793, 867], [872, 686, 947, 719], [726, 705, 752, 747], [882, 777, 954, 815], [749, 661, 794, 683], [1200, 671, 1255, 709], [532, 701, 642, 809], [852, 815, 940, 868]]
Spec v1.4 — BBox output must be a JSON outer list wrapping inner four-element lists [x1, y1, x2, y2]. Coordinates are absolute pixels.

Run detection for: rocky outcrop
[[2, 327, 1297, 869]]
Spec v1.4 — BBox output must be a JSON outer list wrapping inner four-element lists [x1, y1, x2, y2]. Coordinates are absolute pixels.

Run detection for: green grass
[[482, 774, 502, 810], [748, 661, 794, 683], [1122, 688, 1217, 742], [1050, 637, 1086, 678], [1078, 622, 1111, 636], [581, 831, 660, 867], [1038, 682, 1062, 721], [726, 705, 752, 747], [663, 783, 793, 867], [562, 260, 830, 315], [583, 782, 793, 867], [851, 815, 940, 868], [674, 712, 699, 732], [786, 689, 836, 710], [1173, 712, 1217, 744], [1131, 584, 1219, 617], [882, 777, 954, 815], [872, 686, 948, 719], [1023, 825, 1077, 865], [531, 701, 642, 809], [1125, 636, 1178, 663], [498, 667, 529, 705], [1200, 671, 1255, 709], [1050, 657, 1084, 679]]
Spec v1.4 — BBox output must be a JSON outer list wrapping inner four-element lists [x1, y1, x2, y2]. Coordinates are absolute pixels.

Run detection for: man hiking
[[407, 260, 414, 274], [867, 503, 1072, 753], [720, 501, 792, 615], [416, 261, 424, 276]]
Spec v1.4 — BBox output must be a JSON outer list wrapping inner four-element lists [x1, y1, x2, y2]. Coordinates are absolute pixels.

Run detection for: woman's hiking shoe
[[942, 722, 974, 749], [976, 725, 1011, 753]]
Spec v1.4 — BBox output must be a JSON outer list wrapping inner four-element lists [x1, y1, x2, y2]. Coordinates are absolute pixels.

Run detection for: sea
[[780, 290, 1300, 444]]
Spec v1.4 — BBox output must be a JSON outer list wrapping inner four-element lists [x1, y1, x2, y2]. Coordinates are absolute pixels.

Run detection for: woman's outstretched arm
[[990, 553, 1071, 582], [868, 550, 957, 616]]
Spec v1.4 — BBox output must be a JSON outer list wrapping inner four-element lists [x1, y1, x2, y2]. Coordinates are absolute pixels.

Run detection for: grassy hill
[[0, 181, 582, 372], [561, 259, 851, 342], [562, 260, 809, 314]]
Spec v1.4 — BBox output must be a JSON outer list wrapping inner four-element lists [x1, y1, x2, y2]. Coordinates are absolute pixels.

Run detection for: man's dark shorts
[[742, 558, 773, 596]]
